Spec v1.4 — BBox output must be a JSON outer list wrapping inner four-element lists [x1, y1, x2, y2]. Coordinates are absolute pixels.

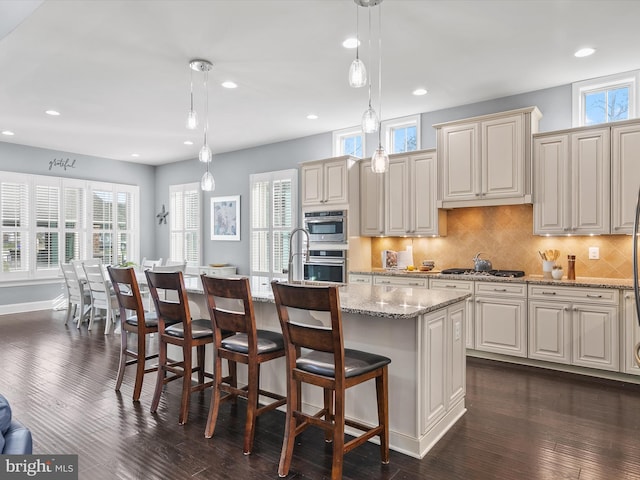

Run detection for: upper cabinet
[[611, 122, 640, 234], [359, 149, 446, 237], [434, 107, 542, 208], [301, 156, 358, 209], [533, 127, 610, 235]]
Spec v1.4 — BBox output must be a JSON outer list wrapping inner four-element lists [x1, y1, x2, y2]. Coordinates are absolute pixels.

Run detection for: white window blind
[[35, 183, 60, 271], [1, 180, 29, 274], [169, 183, 201, 267], [250, 169, 297, 289]]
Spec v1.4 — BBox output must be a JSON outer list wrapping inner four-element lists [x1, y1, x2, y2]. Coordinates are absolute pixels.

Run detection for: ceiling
[[1, 0, 640, 166]]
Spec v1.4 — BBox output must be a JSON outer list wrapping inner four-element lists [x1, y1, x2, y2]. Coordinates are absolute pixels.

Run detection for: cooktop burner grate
[[440, 268, 525, 278]]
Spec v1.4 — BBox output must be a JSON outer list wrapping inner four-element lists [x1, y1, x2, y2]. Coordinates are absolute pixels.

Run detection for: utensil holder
[[542, 260, 555, 279]]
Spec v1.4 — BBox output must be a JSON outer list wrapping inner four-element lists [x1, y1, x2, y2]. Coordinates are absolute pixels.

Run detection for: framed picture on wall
[[211, 195, 240, 241]]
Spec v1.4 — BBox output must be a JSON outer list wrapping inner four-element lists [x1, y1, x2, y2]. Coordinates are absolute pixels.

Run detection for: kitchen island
[[183, 278, 471, 458]]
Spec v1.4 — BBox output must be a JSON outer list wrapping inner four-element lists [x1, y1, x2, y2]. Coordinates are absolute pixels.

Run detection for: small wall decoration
[[211, 195, 240, 241], [49, 157, 76, 171], [156, 204, 169, 225]]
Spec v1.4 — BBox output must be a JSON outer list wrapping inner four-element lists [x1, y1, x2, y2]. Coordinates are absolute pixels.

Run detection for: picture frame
[[211, 195, 240, 241]]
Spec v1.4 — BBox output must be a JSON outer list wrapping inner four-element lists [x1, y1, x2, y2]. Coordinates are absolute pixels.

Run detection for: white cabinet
[[359, 149, 446, 237], [348, 273, 372, 285], [474, 282, 527, 357], [199, 265, 237, 276], [373, 275, 428, 288], [435, 107, 541, 208], [528, 285, 619, 371], [385, 150, 445, 236], [429, 278, 475, 349], [611, 122, 640, 234], [533, 127, 610, 235], [301, 156, 357, 208], [622, 290, 640, 375]]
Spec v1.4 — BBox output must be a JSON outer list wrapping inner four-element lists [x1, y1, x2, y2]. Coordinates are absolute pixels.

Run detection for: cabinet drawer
[[429, 279, 474, 292], [528, 285, 618, 304], [349, 274, 372, 285], [475, 282, 526, 297], [373, 275, 428, 288]]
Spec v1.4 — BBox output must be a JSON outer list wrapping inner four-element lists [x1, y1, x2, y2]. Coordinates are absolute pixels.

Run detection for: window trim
[[332, 126, 365, 158], [382, 114, 421, 153], [572, 70, 640, 127]]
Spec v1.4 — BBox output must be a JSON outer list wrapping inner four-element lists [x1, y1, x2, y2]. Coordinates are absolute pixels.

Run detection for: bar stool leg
[[377, 367, 390, 464], [179, 345, 193, 425]]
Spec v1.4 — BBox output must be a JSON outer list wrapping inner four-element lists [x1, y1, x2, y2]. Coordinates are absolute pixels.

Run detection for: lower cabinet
[[622, 290, 640, 375], [474, 282, 527, 357], [429, 278, 475, 349], [348, 273, 372, 285], [528, 285, 619, 372]]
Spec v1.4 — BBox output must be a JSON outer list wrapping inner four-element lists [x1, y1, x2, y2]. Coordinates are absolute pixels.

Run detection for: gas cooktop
[[440, 268, 525, 278]]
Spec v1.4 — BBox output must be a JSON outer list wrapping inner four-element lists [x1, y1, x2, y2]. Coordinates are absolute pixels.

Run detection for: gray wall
[[155, 84, 573, 276]]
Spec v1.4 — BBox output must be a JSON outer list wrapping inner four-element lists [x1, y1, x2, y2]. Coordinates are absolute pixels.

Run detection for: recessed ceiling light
[[221, 81, 237, 89], [45, 110, 60, 116], [1, 130, 15, 136], [574, 47, 595, 58], [131, 153, 140, 158], [342, 38, 359, 49], [413, 88, 428, 96], [184, 140, 194, 145], [306, 114, 318, 120]]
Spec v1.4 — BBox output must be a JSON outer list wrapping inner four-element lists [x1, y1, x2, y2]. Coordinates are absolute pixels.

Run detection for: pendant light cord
[[190, 68, 195, 112], [377, 2, 383, 146], [355, 3, 361, 62], [367, 4, 373, 108], [203, 69, 209, 147]]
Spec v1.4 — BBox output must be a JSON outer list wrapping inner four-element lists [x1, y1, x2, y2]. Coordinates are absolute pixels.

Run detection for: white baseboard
[[0, 300, 58, 316]]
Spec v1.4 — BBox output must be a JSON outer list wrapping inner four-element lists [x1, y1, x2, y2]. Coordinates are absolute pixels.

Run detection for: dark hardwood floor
[[3, 309, 640, 479]]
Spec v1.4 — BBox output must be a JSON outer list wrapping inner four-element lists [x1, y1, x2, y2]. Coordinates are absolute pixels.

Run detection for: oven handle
[[304, 217, 345, 224], [305, 259, 346, 265]]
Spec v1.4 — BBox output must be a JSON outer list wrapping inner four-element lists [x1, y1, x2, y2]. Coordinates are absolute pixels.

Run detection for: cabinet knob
[[542, 291, 556, 295], [586, 294, 602, 299], [573, 306, 578, 312], [564, 307, 569, 311], [445, 284, 457, 288], [494, 288, 508, 292]]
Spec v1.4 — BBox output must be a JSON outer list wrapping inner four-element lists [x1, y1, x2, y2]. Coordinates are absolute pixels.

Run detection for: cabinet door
[[301, 163, 324, 206], [533, 134, 569, 234], [481, 114, 523, 198], [623, 291, 640, 375], [421, 309, 447, 433], [411, 151, 439, 235], [611, 123, 640, 234], [571, 303, 618, 371], [447, 302, 466, 407], [430, 279, 474, 349], [323, 159, 348, 205], [440, 123, 479, 201], [475, 296, 527, 357], [359, 161, 384, 236], [571, 129, 610, 235], [528, 300, 571, 364], [384, 158, 410, 236]]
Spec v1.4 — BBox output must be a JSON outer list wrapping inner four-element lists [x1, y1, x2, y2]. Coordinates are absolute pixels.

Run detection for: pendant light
[[189, 59, 215, 191], [361, 1, 378, 134], [348, 4, 366, 88], [370, 1, 388, 173]]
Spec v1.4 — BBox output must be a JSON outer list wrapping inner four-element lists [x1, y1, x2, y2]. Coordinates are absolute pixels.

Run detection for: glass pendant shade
[[199, 143, 212, 163], [348, 58, 367, 88], [362, 106, 379, 133], [186, 109, 198, 129], [201, 170, 215, 192], [371, 145, 389, 173]]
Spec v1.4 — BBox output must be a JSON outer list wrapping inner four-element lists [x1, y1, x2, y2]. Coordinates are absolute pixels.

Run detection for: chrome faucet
[[286, 227, 310, 283]]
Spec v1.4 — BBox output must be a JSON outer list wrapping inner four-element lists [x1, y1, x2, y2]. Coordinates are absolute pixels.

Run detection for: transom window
[[572, 70, 639, 127], [332, 127, 364, 157], [382, 115, 421, 154]]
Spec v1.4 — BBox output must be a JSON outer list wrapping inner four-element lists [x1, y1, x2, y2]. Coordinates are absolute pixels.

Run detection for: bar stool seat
[[271, 280, 391, 480], [165, 319, 213, 339], [222, 330, 285, 354]]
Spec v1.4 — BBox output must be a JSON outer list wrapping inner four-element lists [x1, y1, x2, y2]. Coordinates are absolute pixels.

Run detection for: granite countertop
[[183, 276, 470, 319], [351, 269, 635, 289]]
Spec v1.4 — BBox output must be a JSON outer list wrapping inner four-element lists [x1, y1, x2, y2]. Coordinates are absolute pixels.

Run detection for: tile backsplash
[[368, 205, 633, 279]]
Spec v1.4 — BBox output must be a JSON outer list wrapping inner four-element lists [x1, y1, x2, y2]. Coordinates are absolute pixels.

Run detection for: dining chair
[[201, 275, 286, 455], [141, 257, 163, 270], [107, 266, 159, 402], [60, 262, 92, 327], [152, 262, 186, 273], [82, 260, 119, 334], [145, 270, 214, 425], [271, 280, 391, 480]]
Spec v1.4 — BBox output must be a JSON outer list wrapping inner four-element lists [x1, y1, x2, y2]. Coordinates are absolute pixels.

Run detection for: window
[[332, 127, 364, 157], [0, 171, 138, 280], [249, 169, 297, 291], [382, 114, 421, 154], [169, 183, 201, 268], [572, 70, 640, 126]]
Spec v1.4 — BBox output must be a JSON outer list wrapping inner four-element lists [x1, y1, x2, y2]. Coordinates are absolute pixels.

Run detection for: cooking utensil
[[473, 252, 493, 272]]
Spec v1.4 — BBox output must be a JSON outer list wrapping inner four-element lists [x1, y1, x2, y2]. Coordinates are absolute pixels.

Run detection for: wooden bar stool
[[271, 281, 391, 480], [201, 275, 286, 455], [146, 270, 214, 425], [107, 266, 159, 402]]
